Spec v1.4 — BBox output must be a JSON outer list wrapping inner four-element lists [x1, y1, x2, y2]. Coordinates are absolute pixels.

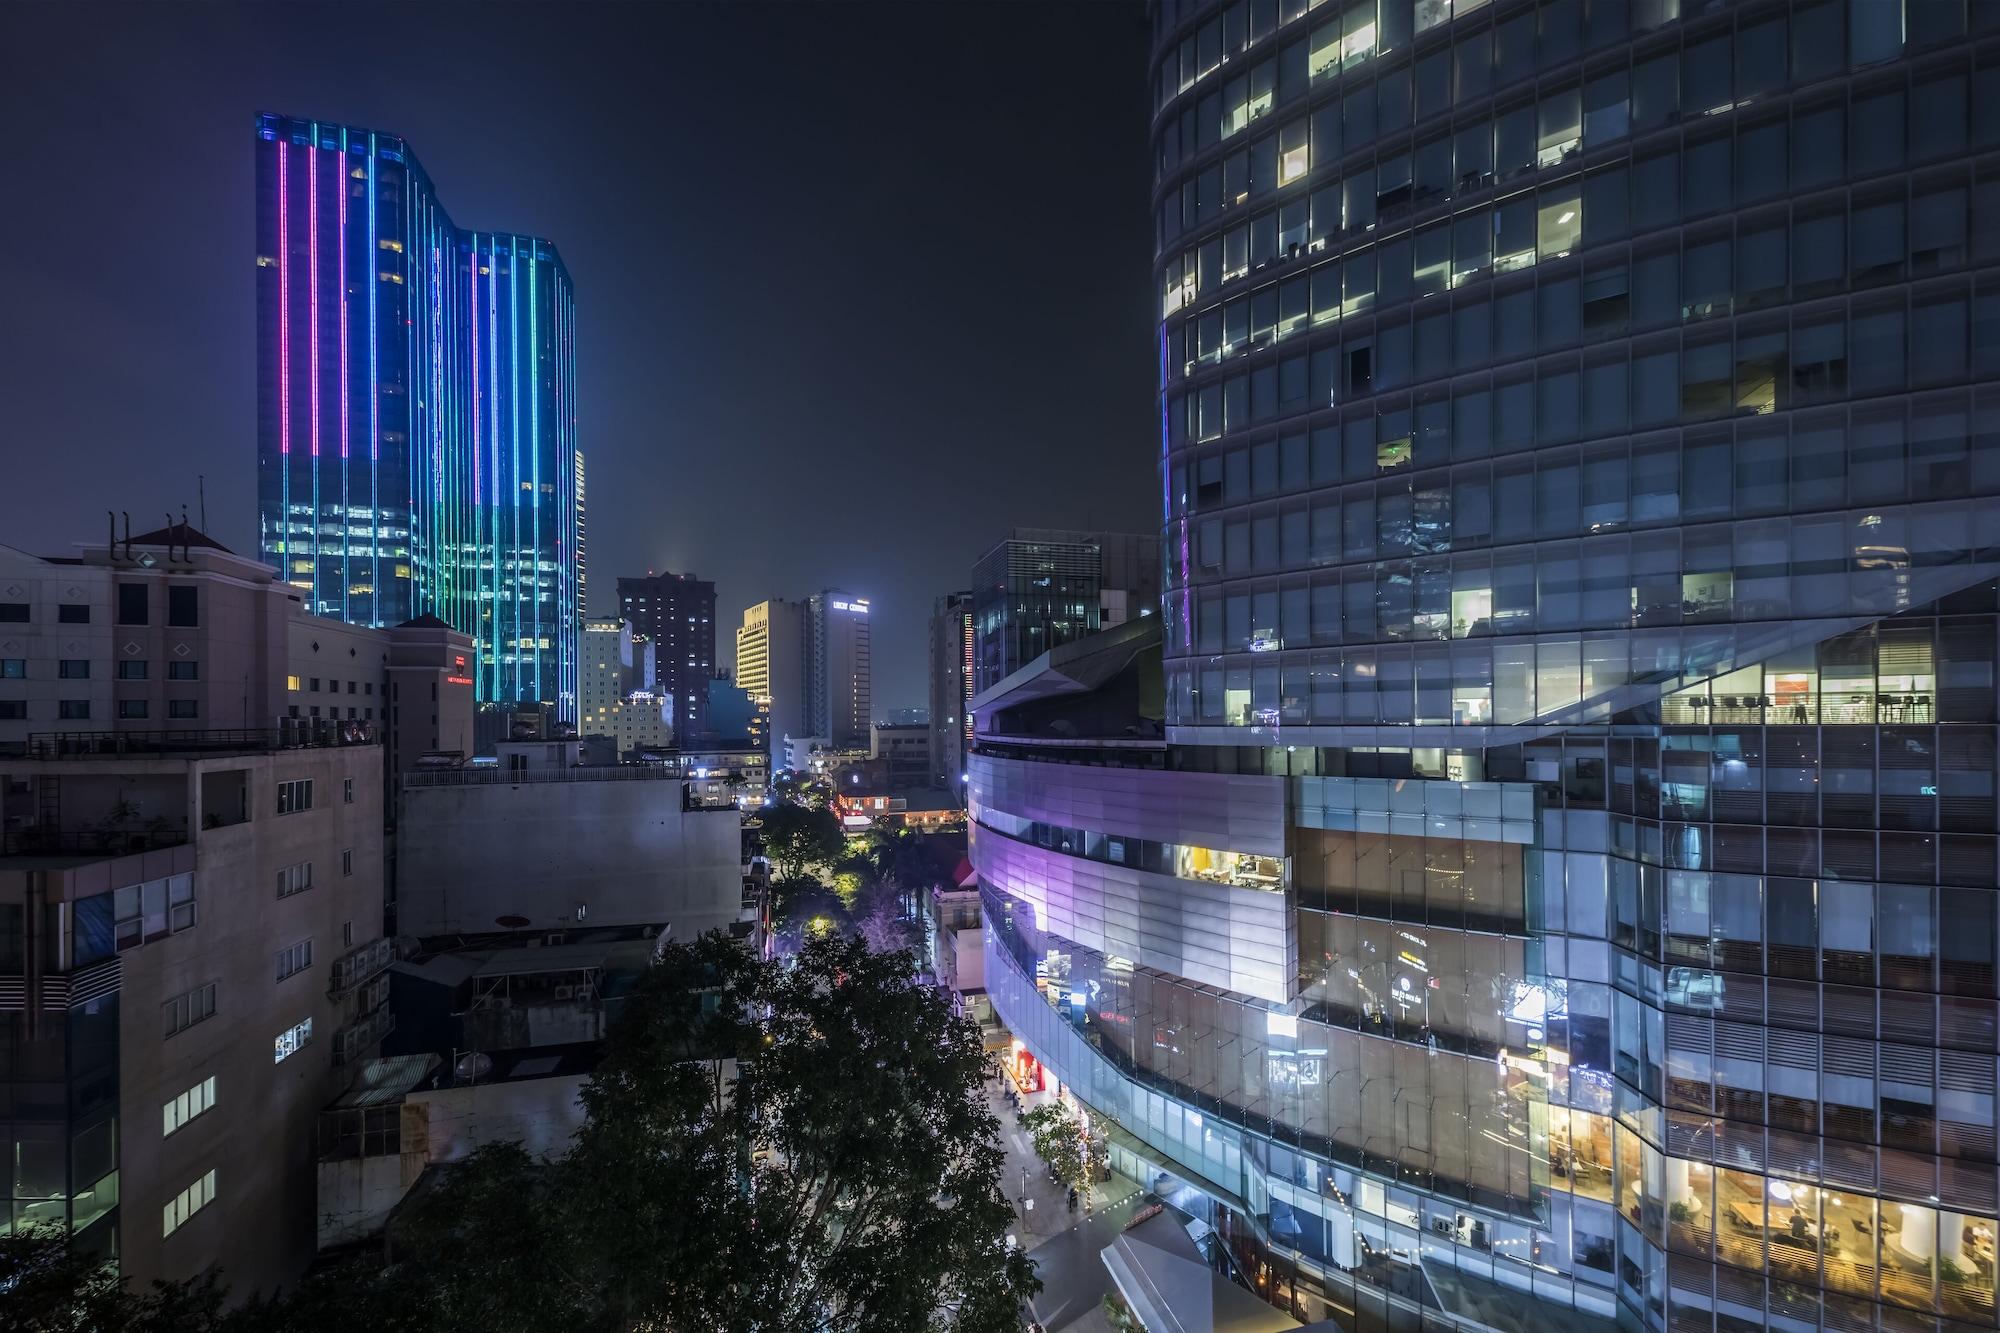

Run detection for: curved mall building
[[973, 2, 2000, 1330]]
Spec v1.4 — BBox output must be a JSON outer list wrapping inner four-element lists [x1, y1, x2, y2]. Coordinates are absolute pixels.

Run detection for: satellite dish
[[455, 1052, 492, 1081]]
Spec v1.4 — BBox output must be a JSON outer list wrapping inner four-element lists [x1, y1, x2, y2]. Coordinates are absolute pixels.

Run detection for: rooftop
[[126, 520, 233, 553]]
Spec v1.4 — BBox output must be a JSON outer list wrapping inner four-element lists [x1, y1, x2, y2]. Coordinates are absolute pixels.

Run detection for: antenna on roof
[[165, 513, 176, 563], [198, 477, 207, 534], [121, 512, 131, 561]]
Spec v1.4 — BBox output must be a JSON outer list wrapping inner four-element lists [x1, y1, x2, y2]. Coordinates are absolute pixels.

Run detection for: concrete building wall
[[418, 1073, 587, 1164], [0, 743, 390, 1299], [0, 538, 289, 749], [396, 775, 743, 939]]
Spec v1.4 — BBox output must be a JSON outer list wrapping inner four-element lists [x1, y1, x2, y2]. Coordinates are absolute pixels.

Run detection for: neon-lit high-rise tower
[[255, 112, 579, 721]]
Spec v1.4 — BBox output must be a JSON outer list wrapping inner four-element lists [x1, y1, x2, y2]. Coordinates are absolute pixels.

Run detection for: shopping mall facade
[[974, 1, 2000, 1329]]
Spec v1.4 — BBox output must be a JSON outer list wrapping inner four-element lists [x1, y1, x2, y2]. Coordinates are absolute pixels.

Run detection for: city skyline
[[0, 1, 1157, 712]]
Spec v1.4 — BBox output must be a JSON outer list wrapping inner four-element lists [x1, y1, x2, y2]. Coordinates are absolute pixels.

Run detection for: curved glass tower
[[976, 3, 2000, 1331]]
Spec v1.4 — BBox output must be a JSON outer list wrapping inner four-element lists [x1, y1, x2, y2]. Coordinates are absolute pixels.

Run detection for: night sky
[[0, 1, 1158, 713]]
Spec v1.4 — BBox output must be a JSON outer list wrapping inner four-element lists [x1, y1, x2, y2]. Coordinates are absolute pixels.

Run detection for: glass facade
[[972, 4, 2000, 1332], [255, 113, 580, 718], [973, 535, 1109, 694]]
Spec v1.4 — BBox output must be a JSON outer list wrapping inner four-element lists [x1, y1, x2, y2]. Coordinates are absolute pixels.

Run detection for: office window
[[277, 779, 313, 815], [167, 700, 198, 719], [275, 861, 313, 898], [58, 660, 88, 680], [117, 583, 148, 625], [58, 700, 89, 721], [116, 659, 147, 680], [286, 674, 301, 691], [0, 659, 22, 678], [275, 938, 313, 981], [166, 586, 198, 627], [167, 660, 199, 681], [0, 604, 27, 622], [57, 603, 89, 624], [118, 700, 148, 720], [343, 778, 354, 804], [163, 982, 216, 1038], [162, 1076, 216, 1137], [273, 1017, 313, 1064], [341, 848, 353, 877], [162, 1168, 217, 1237], [117, 873, 196, 948], [0, 702, 24, 720]]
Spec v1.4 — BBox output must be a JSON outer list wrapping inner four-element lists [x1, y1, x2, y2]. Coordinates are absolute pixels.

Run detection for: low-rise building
[[868, 721, 930, 791], [396, 757, 746, 940], [0, 729, 390, 1295], [0, 520, 409, 1294]]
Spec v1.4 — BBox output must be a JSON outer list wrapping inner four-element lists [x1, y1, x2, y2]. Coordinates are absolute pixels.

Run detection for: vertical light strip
[[339, 129, 350, 623], [278, 139, 290, 571], [509, 238, 521, 705], [530, 249, 541, 705], [468, 234, 481, 646], [368, 135, 379, 621], [308, 132, 321, 612], [488, 235, 501, 704]]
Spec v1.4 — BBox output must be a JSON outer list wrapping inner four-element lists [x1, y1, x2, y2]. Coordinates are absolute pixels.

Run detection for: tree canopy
[[755, 802, 847, 881], [10, 932, 1037, 1333]]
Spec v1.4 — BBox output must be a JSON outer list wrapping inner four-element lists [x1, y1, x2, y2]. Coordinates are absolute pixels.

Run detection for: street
[[987, 1080, 1146, 1332]]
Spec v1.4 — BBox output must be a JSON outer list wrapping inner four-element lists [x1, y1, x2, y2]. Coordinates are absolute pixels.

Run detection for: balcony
[[1, 826, 189, 859], [22, 721, 378, 760]]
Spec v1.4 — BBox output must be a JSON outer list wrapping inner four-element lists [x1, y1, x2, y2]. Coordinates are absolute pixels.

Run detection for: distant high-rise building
[[705, 675, 756, 745], [928, 590, 974, 790], [254, 112, 580, 720], [616, 572, 716, 739], [736, 598, 806, 769], [806, 591, 872, 750], [970, 530, 1159, 693]]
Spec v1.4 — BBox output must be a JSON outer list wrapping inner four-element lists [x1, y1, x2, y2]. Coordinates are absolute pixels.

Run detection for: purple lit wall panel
[[970, 826, 1289, 1003], [969, 753, 1285, 857]]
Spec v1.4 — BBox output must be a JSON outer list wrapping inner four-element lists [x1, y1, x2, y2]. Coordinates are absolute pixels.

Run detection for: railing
[[1, 827, 190, 857], [328, 937, 396, 998], [403, 764, 679, 788], [333, 1008, 396, 1066], [25, 723, 378, 759]]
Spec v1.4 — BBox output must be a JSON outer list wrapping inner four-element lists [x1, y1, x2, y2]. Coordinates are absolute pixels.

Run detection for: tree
[[231, 932, 1037, 1332], [728, 934, 1038, 1331], [1022, 1101, 1104, 1217], [757, 803, 846, 882], [0, 1226, 225, 1333]]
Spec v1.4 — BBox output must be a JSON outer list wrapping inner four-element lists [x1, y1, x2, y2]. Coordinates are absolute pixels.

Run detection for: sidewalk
[[987, 1080, 1146, 1332]]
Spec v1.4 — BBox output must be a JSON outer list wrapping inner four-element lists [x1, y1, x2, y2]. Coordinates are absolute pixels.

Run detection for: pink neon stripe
[[279, 142, 289, 455], [339, 146, 348, 459], [309, 144, 319, 459], [470, 242, 481, 505]]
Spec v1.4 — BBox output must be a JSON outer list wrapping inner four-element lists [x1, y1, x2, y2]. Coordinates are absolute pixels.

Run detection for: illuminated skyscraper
[[974, 5, 2000, 1332], [255, 112, 580, 720]]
